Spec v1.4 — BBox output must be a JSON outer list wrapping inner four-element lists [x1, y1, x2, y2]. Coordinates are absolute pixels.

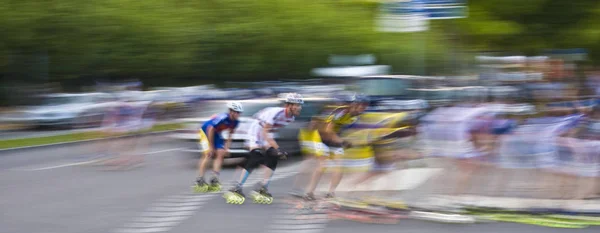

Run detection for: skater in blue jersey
[[193, 102, 243, 192]]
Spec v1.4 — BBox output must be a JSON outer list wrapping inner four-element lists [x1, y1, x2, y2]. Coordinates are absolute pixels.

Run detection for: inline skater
[[224, 93, 304, 204], [302, 93, 369, 200], [193, 101, 243, 192], [349, 127, 420, 189], [101, 95, 147, 169]]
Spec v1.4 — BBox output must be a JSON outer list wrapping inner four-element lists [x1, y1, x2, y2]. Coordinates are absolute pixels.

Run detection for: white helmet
[[227, 101, 244, 112], [283, 93, 304, 104]]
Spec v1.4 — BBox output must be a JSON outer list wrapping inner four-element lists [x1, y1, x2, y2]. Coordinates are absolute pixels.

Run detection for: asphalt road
[[1, 135, 599, 233]]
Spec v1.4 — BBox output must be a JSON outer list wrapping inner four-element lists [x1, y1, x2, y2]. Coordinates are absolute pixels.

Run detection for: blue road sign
[[422, 0, 468, 19]]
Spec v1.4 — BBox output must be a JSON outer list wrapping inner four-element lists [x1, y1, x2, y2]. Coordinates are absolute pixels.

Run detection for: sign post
[[376, 0, 468, 75]]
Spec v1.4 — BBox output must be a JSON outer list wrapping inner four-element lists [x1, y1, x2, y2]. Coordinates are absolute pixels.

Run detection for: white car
[[2, 93, 116, 128], [171, 97, 333, 166]]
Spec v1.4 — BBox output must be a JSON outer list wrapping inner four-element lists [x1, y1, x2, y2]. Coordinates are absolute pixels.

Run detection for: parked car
[[2, 93, 116, 129], [171, 97, 334, 166]]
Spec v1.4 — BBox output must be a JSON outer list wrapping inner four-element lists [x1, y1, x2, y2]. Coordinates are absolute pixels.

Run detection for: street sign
[[377, 1, 429, 33], [423, 0, 468, 19], [543, 48, 588, 61]]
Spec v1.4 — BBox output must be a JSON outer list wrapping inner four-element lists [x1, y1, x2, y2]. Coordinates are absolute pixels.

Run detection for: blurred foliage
[[0, 0, 384, 83], [456, 0, 600, 58], [1, 0, 600, 86]]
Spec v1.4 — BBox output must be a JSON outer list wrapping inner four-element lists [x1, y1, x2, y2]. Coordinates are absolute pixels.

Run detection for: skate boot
[[193, 177, 209, 193], [223, 185, 245, 204], [208, 177, 221, 192], [325, 192, 335, 199], [251, 185, 274, 204], [303, 192, 317, 201]]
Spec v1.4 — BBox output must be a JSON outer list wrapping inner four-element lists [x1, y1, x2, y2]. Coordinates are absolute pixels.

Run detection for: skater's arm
[[225, 128, 235, 152], [262, 124, 279, 149], [324, 121, 344, 145]]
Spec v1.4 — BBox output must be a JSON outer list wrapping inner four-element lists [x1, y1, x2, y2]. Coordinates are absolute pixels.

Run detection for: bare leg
[[197, 150, 211, 177], [328, 165, 344, 195], [211, 149, 227, 177], [305, 157, 329, 194], [452, 159, 478, 196], [292, 155, 316, 191], [261, 164, 274, 186]]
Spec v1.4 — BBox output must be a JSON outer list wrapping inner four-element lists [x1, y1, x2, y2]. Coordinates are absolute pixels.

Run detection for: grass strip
[[0, 123, 182, 149]]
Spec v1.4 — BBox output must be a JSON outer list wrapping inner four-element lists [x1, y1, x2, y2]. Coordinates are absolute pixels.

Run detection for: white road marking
[[113, 193, 219, 233], [265, 164, 330, 233], [151, 201, 206, 207], [271, 224, 328, 230], [125, 221, 182, 229], [133, 216, 190, 223], [146, 206, 202, 212], [140, 211, 197, 218], [115, 227, 172, 233], [111, 163, 303, 233], [10, 147, 184, 171], [273, 219, 329, 225], [158, 197, 212, 203], [144, 148, 184, 156], [267, 202, 329, 233], [13, 159, 105, 171]]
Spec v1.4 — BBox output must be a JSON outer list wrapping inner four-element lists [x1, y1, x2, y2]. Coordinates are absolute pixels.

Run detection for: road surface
[[0, 135, 598, 233]]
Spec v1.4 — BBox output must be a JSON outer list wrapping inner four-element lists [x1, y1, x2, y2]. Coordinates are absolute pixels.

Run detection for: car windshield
[[195, 100, 328, 120], [356, 78, 411, 96], [42, 96, 78, 105], [195, 101, 280, 117], [240, 102, 280, 117], [411, 89, 456, 100]]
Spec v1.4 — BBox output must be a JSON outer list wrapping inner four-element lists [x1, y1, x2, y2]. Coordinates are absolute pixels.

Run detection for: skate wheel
[[225, 194, 244, 204], [193, 185, 209, 193], [209, 185, 221, 192]]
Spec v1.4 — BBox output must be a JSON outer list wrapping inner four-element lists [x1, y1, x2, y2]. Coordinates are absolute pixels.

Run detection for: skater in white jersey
[[224, 93, 304, 204]]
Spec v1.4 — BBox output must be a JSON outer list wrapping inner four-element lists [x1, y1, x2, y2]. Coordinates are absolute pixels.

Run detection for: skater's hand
[[207, 148, 215, 157], [277, 150, 288, 160], [342, 140, 352, 149]]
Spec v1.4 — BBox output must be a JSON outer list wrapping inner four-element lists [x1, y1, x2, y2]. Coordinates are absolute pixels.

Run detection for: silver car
[[171, 97, 333, 166]]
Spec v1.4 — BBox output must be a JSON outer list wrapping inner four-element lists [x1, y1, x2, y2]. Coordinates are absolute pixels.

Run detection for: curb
[[0, 130, 178, 153]]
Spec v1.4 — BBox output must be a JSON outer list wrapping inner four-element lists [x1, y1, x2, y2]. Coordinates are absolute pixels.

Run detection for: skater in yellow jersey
[[302, 93, 370, 200]]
